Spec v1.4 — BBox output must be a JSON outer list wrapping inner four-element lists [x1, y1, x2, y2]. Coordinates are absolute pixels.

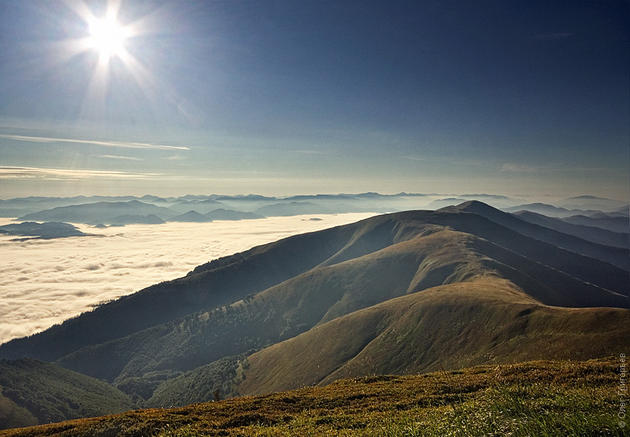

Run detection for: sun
[[87, 16, 129, 60], [59, 0, 168, 117]]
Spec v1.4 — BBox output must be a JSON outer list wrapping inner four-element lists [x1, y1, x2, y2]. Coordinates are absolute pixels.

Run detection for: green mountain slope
[[0, 358, 623, 436], [238, 276, 629, 395], [0, 359, 133, 430]]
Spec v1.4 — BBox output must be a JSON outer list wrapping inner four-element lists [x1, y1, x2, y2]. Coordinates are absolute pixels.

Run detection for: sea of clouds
[[0, 213, 375, 344]]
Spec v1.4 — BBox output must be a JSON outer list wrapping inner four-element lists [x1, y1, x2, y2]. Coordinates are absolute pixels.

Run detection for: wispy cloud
[[163, 155, 186, 161], [0, 134, 190, 151], [96, 154, 144, 161], [0, 166, 161, 180]]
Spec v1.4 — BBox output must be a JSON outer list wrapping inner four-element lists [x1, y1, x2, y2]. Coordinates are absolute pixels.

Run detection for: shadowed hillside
[[0, 359, 133, 430], [440, 201, 629, 270], [514, 210, 629, 248]]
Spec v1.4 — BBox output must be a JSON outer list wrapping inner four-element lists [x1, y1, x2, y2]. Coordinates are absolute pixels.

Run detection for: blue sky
[[0, 0, 628, 198]]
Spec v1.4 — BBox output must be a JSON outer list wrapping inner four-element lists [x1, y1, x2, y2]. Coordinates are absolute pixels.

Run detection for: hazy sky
[[0, 0, 628, 199]]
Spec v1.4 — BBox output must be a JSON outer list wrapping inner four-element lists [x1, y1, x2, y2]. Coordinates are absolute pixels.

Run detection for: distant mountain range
[[2, 193, 627, 228], [170, 209, 263, 222], [0, 200, 628, 429], [504, 202, 601, 217], [563, 213, 629, 233], [1, 193, 434, 219], [18, 200, 175, 225], [557, 195, 629, 212]]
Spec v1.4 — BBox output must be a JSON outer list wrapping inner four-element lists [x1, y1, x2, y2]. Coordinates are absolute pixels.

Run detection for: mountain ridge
[[514, 210, 629, 248], [0, 201, 628, 416], [439, 201, 629, 270]]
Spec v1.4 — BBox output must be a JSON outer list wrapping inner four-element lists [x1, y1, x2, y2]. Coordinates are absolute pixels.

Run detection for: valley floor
[[0, 357, 624, 436]]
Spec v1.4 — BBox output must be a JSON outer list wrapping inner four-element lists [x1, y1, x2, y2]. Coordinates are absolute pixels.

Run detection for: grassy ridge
[[0, 358, 624, 436], [239, 277, 629, 395]]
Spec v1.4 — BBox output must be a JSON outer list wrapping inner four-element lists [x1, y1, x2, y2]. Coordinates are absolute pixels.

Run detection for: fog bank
[[0, 213, 376, 344]]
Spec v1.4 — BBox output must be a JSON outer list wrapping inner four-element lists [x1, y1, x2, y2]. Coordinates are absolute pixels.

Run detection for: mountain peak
[[437, 200, 499, 214]]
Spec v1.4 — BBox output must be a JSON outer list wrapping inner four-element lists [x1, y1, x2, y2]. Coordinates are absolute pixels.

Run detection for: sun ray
[[80, 53, 111, 120]]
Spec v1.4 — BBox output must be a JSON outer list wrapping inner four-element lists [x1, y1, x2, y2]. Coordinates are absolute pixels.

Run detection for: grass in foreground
[[1, 357, 624, 436]]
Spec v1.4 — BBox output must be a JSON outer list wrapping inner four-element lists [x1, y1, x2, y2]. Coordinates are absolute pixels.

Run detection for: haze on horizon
[[0, 0, 628, 200]]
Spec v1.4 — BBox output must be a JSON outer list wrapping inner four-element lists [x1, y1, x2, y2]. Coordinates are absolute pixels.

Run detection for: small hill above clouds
[[0, 201, 628, 412], [0, 222, 88, 239]]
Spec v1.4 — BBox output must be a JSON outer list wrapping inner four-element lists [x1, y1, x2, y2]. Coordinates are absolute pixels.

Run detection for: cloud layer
[[0, 213, 375, 344]]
